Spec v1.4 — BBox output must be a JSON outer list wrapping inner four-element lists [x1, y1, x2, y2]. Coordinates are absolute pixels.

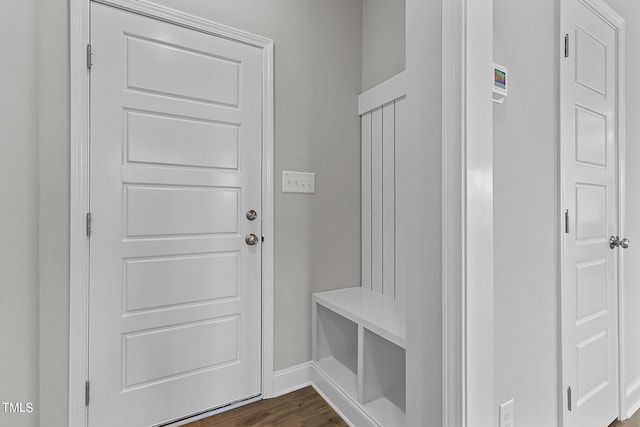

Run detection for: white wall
[[601, 0, 640, 416], [362, 0, 406, 91], [0, 2, 40, 427], [493, 1, 559, 426]]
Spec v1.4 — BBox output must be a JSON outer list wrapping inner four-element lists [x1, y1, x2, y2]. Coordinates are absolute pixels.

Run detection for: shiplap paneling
[[370, 108, 384, 294], [394, 97, 407, 303], [382, 102, 396, 298], [360, 72, 406, 300], [361, 112, 372, 291]]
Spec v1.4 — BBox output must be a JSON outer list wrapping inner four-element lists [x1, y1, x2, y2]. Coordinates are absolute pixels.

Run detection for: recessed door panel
[[124, 252, 240, 313], [576, 258, 607, 321], [123, 316, 240, 389], [125, 185, 239, 237], [576, 331, 609, 404], [575, 107, 607, 168], [126, 110, 240, 170], [575, 184, 607, 241], [575, 26, 607, 96], [125, 35, 240, 106]]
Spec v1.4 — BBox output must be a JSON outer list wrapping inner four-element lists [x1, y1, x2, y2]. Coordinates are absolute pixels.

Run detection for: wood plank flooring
[[182, 386, 348, 427], [181, 387, 640, 427]]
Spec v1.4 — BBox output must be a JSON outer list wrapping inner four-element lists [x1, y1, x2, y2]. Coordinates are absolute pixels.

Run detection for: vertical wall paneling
[[382, 102, 396, 297], [361, 113, 372, 291], [359, 72, 406, 299], [371, 107, 384, 294], [393, 97, 407, 302]]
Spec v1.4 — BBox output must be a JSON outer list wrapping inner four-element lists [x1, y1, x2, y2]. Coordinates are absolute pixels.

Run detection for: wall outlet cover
[[499, 399, 514, 427]]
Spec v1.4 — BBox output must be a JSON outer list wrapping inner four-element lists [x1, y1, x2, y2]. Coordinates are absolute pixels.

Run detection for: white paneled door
[[89, 3, 263, 426], [561, 0, 622, 426]]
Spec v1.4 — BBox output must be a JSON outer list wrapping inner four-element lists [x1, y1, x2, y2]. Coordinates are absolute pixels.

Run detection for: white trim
[[272, 362, 316, 398], [68, 1, 274, 425], [616, 15, 627, 422], [358, 71, 407, 115], [261, 37, 276, 400], [461, 0, 495, 425], [92, 0, 272, 47], [626, 376, 640, 419], [271, 362, 372, 427], [440, 0, 494, 426], [311, 363, 376, 427], [405, 0, 494, 425], [558, 0, 626, 424]]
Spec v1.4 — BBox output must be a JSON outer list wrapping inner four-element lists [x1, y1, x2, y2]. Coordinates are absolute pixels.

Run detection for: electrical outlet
[[499, 399, 514, 427], [282, 171, 315, 194]]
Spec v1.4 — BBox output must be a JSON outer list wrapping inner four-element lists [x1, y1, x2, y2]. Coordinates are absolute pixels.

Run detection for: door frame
[[558, 0, 626, 424], [68, 1, 275, 425]]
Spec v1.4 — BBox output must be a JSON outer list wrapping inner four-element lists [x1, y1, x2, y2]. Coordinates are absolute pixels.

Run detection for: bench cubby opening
[[315, 304, 359, 400]]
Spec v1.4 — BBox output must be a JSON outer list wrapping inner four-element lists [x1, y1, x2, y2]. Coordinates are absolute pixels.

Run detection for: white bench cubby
[[312, 287, 406, 427]]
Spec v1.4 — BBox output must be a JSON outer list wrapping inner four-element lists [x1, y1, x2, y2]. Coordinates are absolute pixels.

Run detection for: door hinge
[[85, 381, 90, 406], [565, 209, 570, 234], [86, 212, 92, 237], [567, 386, 572, 411], [87, 44, 93, 69], [564, 33, 569, 58]]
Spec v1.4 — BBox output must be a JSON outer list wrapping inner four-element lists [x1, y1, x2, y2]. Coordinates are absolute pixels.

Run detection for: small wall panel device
[[493, 63, 508, 104]]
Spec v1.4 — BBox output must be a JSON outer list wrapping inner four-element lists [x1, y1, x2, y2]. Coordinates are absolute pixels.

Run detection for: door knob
[[610, 236, 620, 249], [245, 233, 260, 246], [246, 210, 258, 221], [610, 236, 631, 249]]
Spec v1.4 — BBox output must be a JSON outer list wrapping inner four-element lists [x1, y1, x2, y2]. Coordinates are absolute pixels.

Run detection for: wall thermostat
[[493, 63, 508, 104]]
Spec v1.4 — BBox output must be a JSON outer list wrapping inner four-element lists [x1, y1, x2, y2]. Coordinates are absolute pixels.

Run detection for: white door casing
[[560, 0, 625, 425], [69, 1, 274, 426]]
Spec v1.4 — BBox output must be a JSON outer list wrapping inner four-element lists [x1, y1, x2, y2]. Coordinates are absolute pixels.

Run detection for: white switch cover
[[282, 171, 315, 194], [499, 399, 514, 427]]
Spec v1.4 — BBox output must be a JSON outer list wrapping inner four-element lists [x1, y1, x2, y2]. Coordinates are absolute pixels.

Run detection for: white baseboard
[[626, 376, 640, 419], [272, 361, 316, 397], [271, 362, 377, 427]]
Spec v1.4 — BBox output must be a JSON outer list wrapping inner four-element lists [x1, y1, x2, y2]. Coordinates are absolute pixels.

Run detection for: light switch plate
[[499, 399, 514, 427], [282, 171, 315, 194]]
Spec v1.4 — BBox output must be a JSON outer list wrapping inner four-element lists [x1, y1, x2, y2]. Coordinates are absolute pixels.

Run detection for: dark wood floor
[[184, 388, 640, 427], [182, 386, 347, 427]]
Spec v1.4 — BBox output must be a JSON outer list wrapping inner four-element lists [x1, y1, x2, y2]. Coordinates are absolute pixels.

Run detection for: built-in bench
[[311, 72, 407, 427], [312, 287, 406, 427]]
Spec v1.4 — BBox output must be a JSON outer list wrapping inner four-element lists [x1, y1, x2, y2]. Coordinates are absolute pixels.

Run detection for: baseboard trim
[[626, 376, 640, 419], [272, 362, 315, 397], [271, 362, 377, 427]]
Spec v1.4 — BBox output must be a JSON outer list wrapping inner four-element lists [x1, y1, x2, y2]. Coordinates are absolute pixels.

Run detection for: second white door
[[561, 0, 622, 426], [88, 3, 263, 426]]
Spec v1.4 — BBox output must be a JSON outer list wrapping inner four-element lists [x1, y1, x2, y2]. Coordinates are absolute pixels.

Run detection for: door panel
[[89, 3, 263, 426], [562, 1, 619, 426]]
